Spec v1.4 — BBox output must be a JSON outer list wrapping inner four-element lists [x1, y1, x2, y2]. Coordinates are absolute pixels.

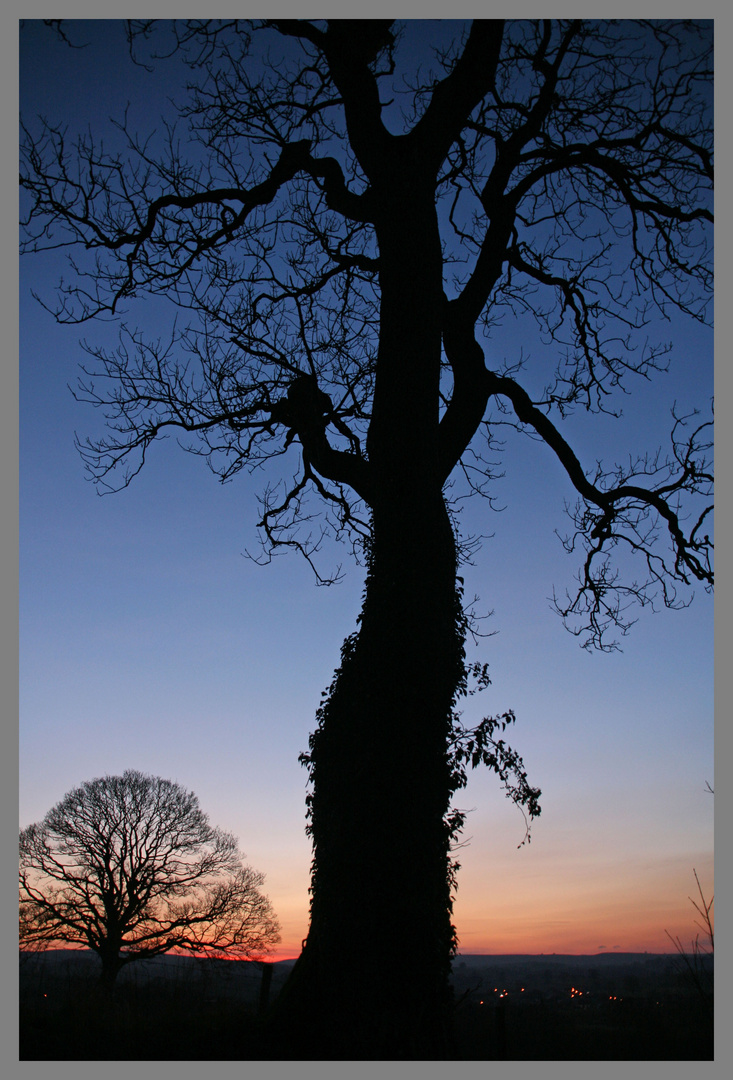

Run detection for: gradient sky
[[19, 19, 714, 960]]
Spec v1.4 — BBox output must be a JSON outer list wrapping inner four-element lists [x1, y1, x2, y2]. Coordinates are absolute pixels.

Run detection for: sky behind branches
[[19, 19, 713, 959]]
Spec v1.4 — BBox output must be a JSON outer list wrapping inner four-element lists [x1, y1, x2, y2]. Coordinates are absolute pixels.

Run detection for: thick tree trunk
[[266, 494, 464, 1059], [262, 180, 465, 1058], [97, 947, 124, 991]]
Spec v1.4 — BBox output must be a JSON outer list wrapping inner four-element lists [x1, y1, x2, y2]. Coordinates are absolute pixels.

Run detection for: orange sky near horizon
[[22, 840, 713, 964], [265, 846, 714, 961]]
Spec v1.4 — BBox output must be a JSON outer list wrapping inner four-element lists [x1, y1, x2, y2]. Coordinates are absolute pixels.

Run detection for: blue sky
[[19, 20, 713, 957]]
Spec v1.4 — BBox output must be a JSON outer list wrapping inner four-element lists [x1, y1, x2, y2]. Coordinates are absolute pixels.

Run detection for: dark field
[[19, 950, 713, 1061]]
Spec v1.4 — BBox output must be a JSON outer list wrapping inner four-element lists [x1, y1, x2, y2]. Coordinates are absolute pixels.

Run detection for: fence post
[[258, 961, 274, 1014]]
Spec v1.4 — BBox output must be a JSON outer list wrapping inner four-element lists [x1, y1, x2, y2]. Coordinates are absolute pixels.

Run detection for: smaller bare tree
[[19, 770, 280, 988], [665, 867, 714, 1015]]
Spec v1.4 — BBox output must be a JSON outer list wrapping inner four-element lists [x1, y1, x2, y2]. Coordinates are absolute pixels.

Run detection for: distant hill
[[20, 948, 296, 970], [20, 948, 685, 975], [454, 952, 677, 967], [450, 950, 712, 1006], [21, 948, 706, 1001], [19, 948, 297, 1007]]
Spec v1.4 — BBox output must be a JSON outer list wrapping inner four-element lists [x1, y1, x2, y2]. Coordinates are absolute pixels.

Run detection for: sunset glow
[[20, 19, 713, 971]]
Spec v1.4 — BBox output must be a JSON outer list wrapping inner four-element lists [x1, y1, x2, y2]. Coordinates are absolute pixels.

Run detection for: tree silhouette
[[19, 770, 280, 989], [20, 20, 713, 1056], [664, 868, 714, 1016]]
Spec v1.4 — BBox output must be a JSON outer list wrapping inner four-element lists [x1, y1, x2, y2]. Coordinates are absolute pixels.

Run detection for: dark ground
[[18, 950, 713, 1061]]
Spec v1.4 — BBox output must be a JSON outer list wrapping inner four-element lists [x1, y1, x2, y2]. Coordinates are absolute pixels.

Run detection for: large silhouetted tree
[[21, 20, 713, 1057], [19, 770, 281, 988]]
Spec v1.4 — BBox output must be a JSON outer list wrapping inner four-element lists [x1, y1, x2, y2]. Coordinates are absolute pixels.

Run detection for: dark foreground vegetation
[[19, 950, 712, 1060], [452, 953, 713, 1061]]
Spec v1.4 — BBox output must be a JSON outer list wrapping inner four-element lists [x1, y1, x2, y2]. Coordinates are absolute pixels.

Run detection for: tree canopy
[[19, 769, 281, 987], [20, 18, 713, 647]]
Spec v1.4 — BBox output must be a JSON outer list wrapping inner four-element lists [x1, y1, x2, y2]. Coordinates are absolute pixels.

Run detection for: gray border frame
[[7, 4, 729, 1079]]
